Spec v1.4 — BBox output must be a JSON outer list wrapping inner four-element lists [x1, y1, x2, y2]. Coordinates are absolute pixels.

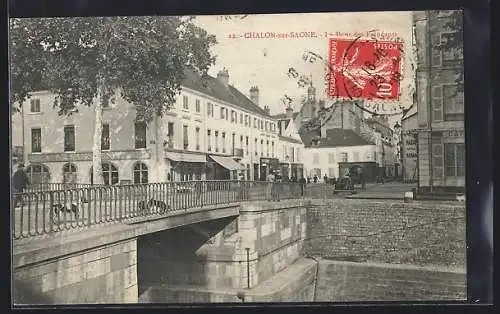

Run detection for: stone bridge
[[13, 198, 466, 304]]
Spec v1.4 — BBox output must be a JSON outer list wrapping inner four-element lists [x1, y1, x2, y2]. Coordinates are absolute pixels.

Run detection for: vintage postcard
[[10, 11, 465, 304]]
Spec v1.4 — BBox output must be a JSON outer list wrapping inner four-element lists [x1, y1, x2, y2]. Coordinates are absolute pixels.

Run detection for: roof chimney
[[217, 68, 229, 88], [250, 86, 259, 105], [285, 106, 294, 119], [263, 105, 270, 116]]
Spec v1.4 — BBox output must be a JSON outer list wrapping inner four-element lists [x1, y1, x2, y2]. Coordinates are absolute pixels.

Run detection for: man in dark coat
[[12, 163, 30, 207]]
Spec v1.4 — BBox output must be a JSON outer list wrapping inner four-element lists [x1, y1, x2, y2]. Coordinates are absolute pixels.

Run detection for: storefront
[[259, 157, 280, 181], [209, 155, 246, 180], [166, 151, 207, 181], [291, 163, 304, 180]]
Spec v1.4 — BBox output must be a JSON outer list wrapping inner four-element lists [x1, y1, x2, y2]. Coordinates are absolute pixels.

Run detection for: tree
[[9, 16, 217, 184]]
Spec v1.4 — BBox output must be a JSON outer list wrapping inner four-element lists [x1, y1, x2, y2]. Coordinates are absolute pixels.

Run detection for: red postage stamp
[[327, 38, 403, 100]]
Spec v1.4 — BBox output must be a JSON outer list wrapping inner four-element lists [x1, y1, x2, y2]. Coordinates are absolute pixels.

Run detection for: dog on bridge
[[137, 198, 170, 215], [51, 196, 86, 223]]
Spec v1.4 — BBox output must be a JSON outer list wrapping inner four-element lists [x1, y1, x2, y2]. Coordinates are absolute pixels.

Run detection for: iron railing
[[23, 183, 96, 193], [11, 181, 337, 239]]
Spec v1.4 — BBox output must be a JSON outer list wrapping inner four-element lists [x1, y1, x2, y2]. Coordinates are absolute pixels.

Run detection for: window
[[133, 162, 148, 184], [183, 125, 189, 150], [167, 122, 174, 148], [31, 128, 41, 153], [313, 153, 319, 164], [245, 115, 249, 126], [265, 121, 268, 131], [266, 140, 269, 156], [101, 163, 119, 185], [220, 107, 225, 119], [231, 110, 236, 122], [340, 152, 348, 162], [328, 153, 335, 164], [445, 143, 465, 177], [215, 131, 219, 152], [431, 34, 442, 66], [63, 163, 77, 183], [101, 123, 110, 150], [225, 108, 229, 120], [260, 140, 264, 156], [232, 133, 236, 153], [182, 95, 189, 110], [246, 137, 249, 155], [195, 99, 201, 113], [195, 127, 200, 150], [207, 130, 212, 151], [207, 102, 213, 116], [222, 132, 226, 153], [271, 141, 275, 157], [255, 138, 258, 156], [240, 135, 244, 150], [134, 122, 147, 149], [441, 32, 463, 65], [254, 117, 257, 128], [240, 113, 244, 124], [443, 85, 464, 121], [64, 125, 75, 152], [26, 164, 50, 184], [30, 98, 40, 113]]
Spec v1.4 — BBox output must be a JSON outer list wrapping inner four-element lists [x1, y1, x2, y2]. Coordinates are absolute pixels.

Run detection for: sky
[[194, 11, 416, 127]]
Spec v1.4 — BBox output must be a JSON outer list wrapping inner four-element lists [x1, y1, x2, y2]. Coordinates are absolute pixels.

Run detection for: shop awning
[[210, 155, 245, 171], [166, 152, 207, 163]]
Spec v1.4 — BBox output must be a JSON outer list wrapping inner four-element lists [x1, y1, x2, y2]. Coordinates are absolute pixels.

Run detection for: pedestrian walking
[[299, 176, 307, 197], [12, 163, 30, 208], [194, 180, 203, 207], [323, 174, 328, 184]]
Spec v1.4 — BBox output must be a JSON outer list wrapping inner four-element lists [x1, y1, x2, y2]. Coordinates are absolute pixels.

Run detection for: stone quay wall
[[304, 199, 466, 268], [14, 238, 138, 304]]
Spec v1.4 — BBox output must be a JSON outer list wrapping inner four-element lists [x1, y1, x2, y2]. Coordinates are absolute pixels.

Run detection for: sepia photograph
[[10, 10, 466, 305]]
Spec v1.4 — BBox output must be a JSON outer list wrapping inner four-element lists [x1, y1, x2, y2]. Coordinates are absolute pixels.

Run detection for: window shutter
[[432, 86, 443, 122], [431, 137, 444, 179], [431, 34, 442, 66]]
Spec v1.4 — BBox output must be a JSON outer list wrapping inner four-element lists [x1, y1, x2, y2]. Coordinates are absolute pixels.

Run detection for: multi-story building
[[413, 10, 465, 192], [301, 128, 379, 181], [11, 68, 286, 184], [272, 107, 305, 180]]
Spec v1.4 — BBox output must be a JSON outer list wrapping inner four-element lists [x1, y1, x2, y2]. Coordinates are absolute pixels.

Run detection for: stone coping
[[308, 198, 466, 210], [239, 199, 309, 213], [318, 259, 467, 274], [13, 203, 241, 269]]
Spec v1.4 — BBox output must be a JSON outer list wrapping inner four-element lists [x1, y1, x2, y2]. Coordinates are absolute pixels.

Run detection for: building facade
[[413, 10, 465, 192], [12, 68, 294, 184], [301, 128, 379, 180], [273, 107, 305, 180]]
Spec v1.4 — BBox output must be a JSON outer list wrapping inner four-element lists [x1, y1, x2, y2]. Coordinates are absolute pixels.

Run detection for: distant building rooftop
[[182, 68, 271, 117], [300, 128, 375, 148]]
